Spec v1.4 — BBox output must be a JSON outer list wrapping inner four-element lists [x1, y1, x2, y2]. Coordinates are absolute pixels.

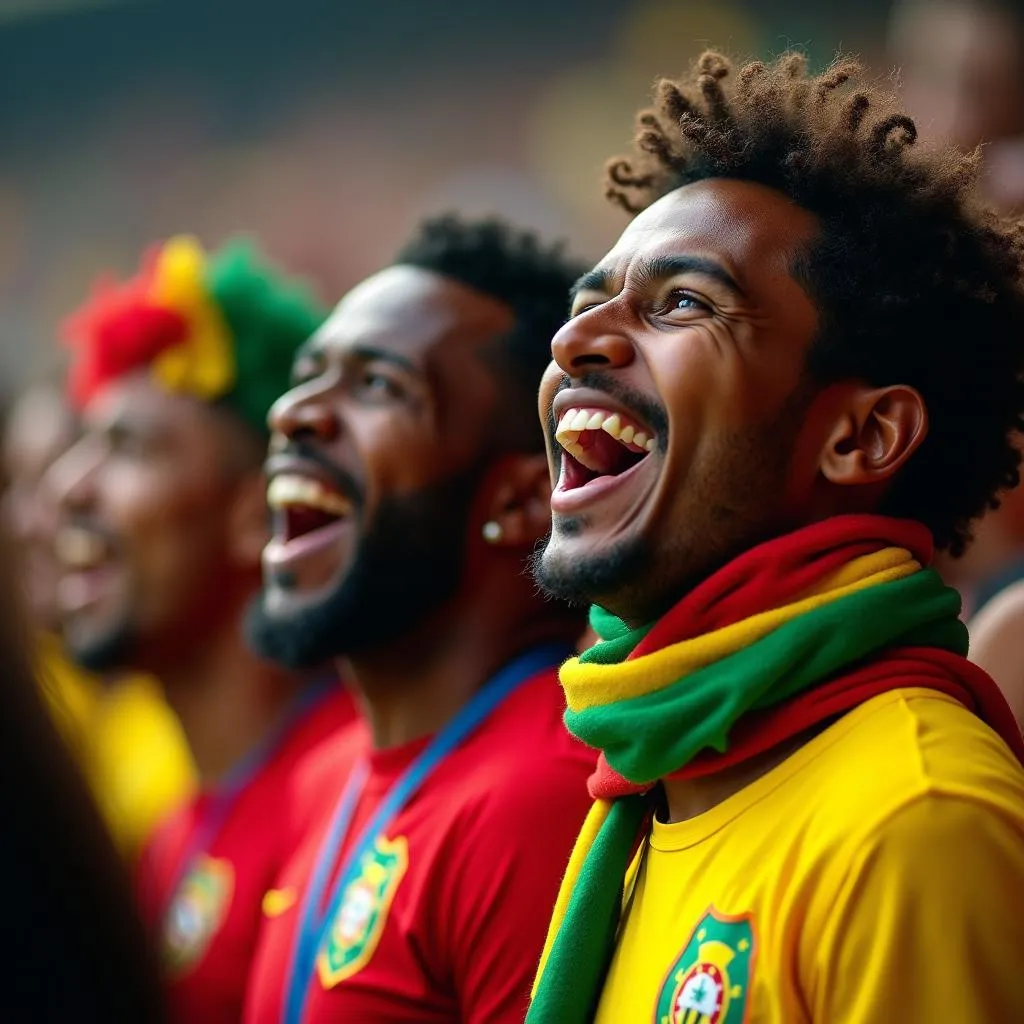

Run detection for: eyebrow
[[571, 254, 746, 301], [570, 267, 610, 298], [349, 345, 421, 376], [298, 340, 422, 377]]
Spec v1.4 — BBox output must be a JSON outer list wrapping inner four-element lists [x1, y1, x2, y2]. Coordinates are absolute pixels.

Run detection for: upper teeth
[[554, 406, 656, 464], [55, 527, 107, 569], [267, 475, 353, 517]]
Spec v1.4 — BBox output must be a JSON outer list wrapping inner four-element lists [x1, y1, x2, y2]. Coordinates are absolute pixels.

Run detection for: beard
[[532, 385, 812, 622], [245, 467, 482, 670], [64, 616, 137, 675]]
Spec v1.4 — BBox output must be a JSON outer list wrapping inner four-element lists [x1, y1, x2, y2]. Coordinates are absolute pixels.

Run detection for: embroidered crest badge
[[162, 854, 234, 975], [317, 835, 409, 989], [654, 907, 756, 1024]]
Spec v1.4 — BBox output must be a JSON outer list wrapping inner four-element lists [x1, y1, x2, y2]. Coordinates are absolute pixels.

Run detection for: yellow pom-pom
[[147, 236, 236, 400]]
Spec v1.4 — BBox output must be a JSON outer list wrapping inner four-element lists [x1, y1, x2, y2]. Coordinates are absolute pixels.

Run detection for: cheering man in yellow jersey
[[529, 52, 1024, 1024], [3, 380, 194, 857]]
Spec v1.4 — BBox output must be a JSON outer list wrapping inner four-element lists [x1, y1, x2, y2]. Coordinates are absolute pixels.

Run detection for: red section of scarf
[[631, 515, 934, 658]]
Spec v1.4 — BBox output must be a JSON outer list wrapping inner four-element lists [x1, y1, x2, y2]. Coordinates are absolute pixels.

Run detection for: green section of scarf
[[571, 570, 965, 784]]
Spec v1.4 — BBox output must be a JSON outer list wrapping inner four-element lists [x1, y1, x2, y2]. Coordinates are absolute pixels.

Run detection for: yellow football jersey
[[596, 689, 1024, 1024], [36, 633, 195, 857]]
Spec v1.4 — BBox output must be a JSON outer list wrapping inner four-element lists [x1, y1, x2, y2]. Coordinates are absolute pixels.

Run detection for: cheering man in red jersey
[[50, 237, 355, 1023], [242, 216, 594, 1024]]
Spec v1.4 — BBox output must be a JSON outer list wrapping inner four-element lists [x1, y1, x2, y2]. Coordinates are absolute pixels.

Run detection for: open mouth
[[54, 525, 111, 571], [554, 406, 656, 490], [267, 474, 354, 543], [54, 526, 118, 613], [268, 474, 353, 537]]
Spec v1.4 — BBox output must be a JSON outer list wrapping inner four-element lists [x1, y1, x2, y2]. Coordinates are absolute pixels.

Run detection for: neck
[[660, 731, 819, 822], [343, 596, 576, 750], [160, 621, 304, 786]]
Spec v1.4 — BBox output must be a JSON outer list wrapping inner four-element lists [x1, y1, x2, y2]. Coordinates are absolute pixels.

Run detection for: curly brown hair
[[605, 51, 1024, 556]]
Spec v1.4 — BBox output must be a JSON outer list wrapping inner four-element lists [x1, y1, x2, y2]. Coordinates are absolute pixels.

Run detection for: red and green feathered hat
[[62, 235, 327, 434]]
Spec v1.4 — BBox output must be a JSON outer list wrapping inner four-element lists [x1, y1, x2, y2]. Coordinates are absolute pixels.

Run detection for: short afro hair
[[606, 51, 1024, 557], [394, 215, 586, 451]]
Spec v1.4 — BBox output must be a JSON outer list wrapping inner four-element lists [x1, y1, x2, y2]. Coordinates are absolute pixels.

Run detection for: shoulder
[[798, 688, 1024, 864], [288, 718, 369, 813], [970, 580, 1024, 726], [435, 672, 593, 849], [810, 688, 1024, 817]]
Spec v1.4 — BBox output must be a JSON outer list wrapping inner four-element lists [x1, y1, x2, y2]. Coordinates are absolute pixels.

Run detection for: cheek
[[355, 429, 449, 506], [538, 361, 562, 422], [113, 470, 222, 560]]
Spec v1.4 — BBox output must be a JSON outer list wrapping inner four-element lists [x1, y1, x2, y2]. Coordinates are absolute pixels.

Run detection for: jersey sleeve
[[813, 793, 1024, 1022], [444, 756, 592, 1024]]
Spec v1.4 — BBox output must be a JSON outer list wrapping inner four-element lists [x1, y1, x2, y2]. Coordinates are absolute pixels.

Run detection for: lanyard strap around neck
[[163, 678, 334, 921], [282, 645, 569, 1024]]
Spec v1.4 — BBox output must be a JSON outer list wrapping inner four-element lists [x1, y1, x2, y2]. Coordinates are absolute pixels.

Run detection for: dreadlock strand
[[697, 51, 730, 80], [737, 60, 767, 100], [678, 114, 736, 168], [815, 65, 855, 102], [656, 79, 700, 127], [606, 158, 657, 191], [843, 93, 871, 134], [637, 128, 676, 167], [868, 113, 918, 161], [604, 184, 646, 215]]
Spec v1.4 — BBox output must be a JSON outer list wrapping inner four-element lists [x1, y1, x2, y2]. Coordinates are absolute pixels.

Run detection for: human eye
[[290, 351, 325, 387], [105, 422, 150, 458], [356, 367, 405, 402], [569, 292, 608, 319], [655, 289, 711, 319]]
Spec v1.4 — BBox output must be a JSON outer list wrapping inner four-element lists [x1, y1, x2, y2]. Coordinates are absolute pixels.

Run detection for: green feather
[[205, 240, 327, 434]]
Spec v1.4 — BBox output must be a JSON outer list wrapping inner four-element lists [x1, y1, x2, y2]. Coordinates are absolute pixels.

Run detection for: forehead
[[3, 388, 75, 472], [311, 265, 513, 366], [602, 178, 819, 288], [84, 374, 222, 452]]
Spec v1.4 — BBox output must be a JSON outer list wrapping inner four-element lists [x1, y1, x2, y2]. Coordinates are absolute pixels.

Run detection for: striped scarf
[[527, 515, 1024, 1024]]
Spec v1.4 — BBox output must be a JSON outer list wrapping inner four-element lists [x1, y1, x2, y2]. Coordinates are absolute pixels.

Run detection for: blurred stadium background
[[0, 0, 970, 391]]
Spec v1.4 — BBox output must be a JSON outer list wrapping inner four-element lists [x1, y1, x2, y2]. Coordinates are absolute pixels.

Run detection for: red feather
[[62, 246, 189, 409]]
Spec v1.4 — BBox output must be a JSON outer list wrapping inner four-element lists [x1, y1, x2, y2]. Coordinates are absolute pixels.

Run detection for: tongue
[[287, 505, 341, 540], [577, 430, 644, 475]]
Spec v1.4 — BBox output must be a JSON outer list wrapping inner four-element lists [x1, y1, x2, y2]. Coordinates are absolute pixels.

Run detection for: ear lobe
[[226, 471, 272, 569], [819, 385, 928, 487], [480, 453, 552, 549]]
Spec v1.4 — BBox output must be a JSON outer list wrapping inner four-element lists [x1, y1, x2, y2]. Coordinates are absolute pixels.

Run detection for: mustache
[[269, 438, 365, 505], [547, 371, 670, 448]]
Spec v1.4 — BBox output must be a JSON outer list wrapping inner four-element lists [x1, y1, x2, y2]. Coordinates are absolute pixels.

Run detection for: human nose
[[550, 310, 635, 376]]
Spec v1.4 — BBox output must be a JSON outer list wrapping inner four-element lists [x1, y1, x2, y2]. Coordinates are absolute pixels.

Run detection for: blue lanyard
[[282, 645, 569, 1024], [162, 678, 334, 920]]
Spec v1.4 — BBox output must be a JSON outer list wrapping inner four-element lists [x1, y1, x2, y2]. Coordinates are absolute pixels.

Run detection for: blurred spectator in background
[[892, 0, 1024, 721], [2, 377, 195, 858], [891, 0, 1024, 208], [0, 520, 167, 1022], [48, 235, 355, 1024]]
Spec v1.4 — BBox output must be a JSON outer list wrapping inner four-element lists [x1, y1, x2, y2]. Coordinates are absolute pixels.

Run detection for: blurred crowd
[[2, 0, 1024, 1021]]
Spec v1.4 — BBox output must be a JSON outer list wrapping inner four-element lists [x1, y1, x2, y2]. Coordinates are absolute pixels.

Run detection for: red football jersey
[[243, 667, 594, 1024], [137, 685, 355, 1024]]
